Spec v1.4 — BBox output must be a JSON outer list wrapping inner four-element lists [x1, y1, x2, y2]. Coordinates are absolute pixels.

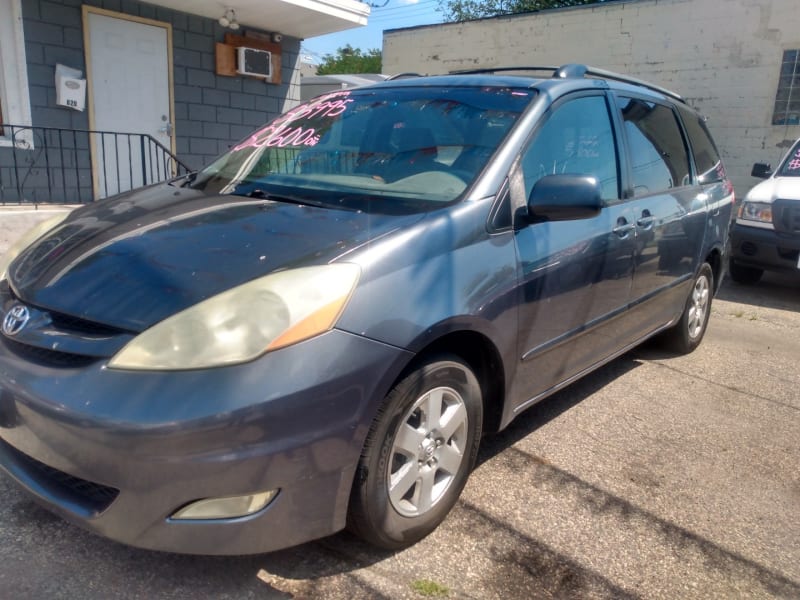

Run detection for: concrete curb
[[0, 205, 78, 255]]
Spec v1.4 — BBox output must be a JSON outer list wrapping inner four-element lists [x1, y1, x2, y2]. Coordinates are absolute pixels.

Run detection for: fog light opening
[[170, 490, 279, 520]]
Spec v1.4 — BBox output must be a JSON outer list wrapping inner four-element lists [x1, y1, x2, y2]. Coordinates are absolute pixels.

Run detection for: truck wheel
[[348, 356, 482, 549]]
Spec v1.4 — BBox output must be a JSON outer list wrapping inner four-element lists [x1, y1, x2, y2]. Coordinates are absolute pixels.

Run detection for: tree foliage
[[316, 45, 382, 75], [439, 0, 607, 23]]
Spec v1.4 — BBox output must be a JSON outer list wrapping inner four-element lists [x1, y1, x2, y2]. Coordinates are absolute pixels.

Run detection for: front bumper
[[0, 329, 411, 555], [730, 222, 800, 273]]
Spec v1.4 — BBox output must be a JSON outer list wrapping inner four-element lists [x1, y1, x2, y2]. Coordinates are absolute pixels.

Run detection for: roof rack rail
[[386, 72, 425, 80], [576, 65, 685, 103], [449, 64, 685, 103], [449, 66, 560, 76]]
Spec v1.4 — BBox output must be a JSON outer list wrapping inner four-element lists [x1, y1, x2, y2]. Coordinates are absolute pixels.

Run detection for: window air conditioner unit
[[237, 47, 272, 79]]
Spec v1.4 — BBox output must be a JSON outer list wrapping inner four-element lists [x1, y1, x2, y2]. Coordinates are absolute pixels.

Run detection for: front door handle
[[637, 210, 655, 230], [613, 218, 635, 238]]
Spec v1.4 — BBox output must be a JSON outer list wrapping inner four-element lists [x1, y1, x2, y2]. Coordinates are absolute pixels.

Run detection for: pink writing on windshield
[[788, 148, 800, 171], [233, 90, 353, 151]]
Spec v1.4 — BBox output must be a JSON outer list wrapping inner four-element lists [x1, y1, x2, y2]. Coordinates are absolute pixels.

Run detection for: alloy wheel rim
[[387, 386, 468, 517], [687, 274, 710, 340]]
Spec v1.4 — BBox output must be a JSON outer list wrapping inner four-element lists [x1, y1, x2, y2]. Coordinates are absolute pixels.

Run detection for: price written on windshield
[[234, 91, 354, 151]]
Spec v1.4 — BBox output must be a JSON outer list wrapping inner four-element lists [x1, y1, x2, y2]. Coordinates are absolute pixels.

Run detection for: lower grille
[[778, 247, 800, 263], [4, 441, 119, 514], [740, 241, 758, 256]]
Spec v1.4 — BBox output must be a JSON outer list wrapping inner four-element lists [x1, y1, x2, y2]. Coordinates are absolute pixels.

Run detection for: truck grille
[[773, 199, 800, 234]]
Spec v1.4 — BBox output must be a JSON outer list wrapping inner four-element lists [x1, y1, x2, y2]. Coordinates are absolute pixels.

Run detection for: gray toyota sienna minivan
[[0, 65, 733, 554]]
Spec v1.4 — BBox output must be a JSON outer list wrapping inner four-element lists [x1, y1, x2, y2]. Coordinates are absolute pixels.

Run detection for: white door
[[86, 11, 173, 198]]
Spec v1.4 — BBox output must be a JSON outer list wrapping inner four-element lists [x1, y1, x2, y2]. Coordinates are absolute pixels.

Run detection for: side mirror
[[751, 162, 772, 179], [527, 174, 602, 222]]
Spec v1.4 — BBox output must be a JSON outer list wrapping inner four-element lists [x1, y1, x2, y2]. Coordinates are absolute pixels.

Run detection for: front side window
[[777, 139, 800, 177], [617, 97, 691, 196], [519, 94, 620, 202], [188, 86, 535, 213]]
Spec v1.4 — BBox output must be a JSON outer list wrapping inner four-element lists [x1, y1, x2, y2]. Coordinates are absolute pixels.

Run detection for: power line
[[371, 0, 439, 14], [369, 7, 444, 23]]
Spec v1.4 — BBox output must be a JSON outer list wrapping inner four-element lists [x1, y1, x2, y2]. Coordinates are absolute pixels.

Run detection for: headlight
[[737, 201, 773, 224], [108, 264, 360, 370], [0, 213, 71, 281]]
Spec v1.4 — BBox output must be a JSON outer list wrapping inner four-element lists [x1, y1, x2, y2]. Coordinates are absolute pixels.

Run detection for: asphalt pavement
[[1, 205, 798, 599]]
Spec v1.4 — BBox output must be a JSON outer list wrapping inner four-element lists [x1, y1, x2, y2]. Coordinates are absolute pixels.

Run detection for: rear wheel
[[662, 263, 714, 354], [729, 260, 763, 285], [348, 356, 483, 549]]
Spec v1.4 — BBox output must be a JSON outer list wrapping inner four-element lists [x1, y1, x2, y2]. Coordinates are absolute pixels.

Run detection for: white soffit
[[149, 0, 370, 39]]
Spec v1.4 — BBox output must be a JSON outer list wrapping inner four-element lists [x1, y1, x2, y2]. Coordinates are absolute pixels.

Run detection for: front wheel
[[348, 356, 483, 549], [662, 262, 714, 354]]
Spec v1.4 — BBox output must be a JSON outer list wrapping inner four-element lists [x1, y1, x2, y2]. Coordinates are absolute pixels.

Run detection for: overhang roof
[[149, 0, 370, 39]]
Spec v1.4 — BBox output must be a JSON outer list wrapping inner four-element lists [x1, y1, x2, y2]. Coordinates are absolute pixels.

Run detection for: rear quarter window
[[677, 105, 724, 184]]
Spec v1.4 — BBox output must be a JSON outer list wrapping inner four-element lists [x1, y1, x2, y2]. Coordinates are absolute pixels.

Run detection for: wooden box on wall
[[216, 33, 281, 84]]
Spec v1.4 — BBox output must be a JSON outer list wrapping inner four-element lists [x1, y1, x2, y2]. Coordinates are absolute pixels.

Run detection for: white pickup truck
[[730, 139, 800, 283]]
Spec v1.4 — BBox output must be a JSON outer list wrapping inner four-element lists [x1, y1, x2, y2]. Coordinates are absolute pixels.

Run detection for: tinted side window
[[676, 105, 724, 183], [520, 95, 619, 202], [617, 97, 691, 196]]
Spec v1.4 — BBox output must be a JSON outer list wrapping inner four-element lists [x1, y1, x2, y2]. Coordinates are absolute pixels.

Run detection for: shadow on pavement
[[476, 354, 643, 468], [718, 271, 800, 312]]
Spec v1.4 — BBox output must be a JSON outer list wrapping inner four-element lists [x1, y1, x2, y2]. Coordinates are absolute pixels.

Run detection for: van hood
[[744, 176, 800, 203], [7, 184, 420, 331]]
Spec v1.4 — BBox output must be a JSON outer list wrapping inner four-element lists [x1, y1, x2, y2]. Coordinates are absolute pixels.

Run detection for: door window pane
[[617, 97, 691, 196], [520, 95, 619, 202]]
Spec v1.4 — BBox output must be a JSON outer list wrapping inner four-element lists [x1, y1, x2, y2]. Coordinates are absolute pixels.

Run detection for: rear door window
[[616, 97, 691, 196]]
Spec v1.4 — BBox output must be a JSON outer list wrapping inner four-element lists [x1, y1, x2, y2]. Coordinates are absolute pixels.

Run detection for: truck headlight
[[737, 201, 773, 225]]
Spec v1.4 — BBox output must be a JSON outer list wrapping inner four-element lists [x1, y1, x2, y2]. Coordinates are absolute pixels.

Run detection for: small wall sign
[[55, 63, 86, 111]]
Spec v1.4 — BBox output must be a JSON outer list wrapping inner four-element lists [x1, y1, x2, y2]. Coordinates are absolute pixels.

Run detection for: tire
[[729, 260, 763, 285], [662, 263, 714, 354], [348, 355, 483, 549]]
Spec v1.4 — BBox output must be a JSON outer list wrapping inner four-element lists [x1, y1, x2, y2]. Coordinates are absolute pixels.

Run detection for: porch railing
[[0, 124, 192, 204]]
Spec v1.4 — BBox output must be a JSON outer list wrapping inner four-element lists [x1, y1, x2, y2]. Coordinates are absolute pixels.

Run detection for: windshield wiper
[[175, 171, 198, 187], [243, 188, 332, 209]]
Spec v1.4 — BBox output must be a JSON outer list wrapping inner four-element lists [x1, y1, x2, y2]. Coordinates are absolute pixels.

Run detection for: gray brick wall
[[4, 0, 301, 203]]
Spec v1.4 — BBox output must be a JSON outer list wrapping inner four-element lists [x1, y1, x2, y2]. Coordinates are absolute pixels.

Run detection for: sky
[[301, 0, 444, 63]]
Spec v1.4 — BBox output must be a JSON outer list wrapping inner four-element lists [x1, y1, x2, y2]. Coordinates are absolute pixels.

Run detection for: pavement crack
[[649, 361, 799, 413]]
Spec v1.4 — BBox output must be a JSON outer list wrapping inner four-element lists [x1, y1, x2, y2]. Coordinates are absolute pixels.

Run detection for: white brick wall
[[383, 0, 800, 197]]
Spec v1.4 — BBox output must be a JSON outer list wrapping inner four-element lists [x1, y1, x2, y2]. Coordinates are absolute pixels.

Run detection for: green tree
[[316, 45, 382, 75], [439, 0, 607, 22]]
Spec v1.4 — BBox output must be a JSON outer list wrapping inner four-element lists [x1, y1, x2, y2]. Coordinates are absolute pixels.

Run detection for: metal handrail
[[0, 124, 193, 204]]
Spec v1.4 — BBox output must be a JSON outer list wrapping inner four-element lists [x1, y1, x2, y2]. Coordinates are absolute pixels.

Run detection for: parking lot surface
[[1, 209, 798, 599]]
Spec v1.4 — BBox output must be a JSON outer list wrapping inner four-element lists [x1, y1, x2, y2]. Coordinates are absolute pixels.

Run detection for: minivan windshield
[[188, 85, 536, 212], [777, 139, 800, 177]]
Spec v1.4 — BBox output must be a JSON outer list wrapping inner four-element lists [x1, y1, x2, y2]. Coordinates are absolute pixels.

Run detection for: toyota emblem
[[2, 305, 31, 336]]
